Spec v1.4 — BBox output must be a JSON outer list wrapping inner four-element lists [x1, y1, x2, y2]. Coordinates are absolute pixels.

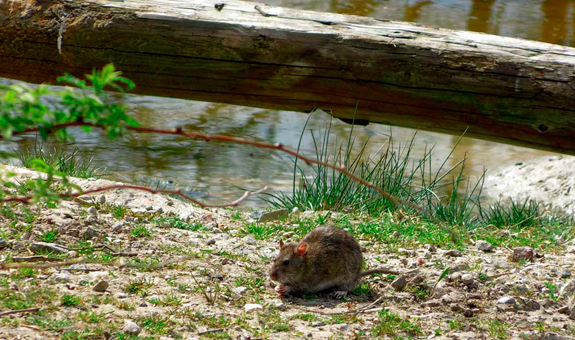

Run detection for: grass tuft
[[15, 139, 103, 179]]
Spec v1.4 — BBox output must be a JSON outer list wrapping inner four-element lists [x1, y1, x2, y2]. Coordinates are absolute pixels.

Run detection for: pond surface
[[5, 0, 574, 208]]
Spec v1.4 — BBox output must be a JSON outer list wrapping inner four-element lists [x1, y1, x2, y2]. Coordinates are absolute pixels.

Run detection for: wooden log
[[1, 0, 575, 154]]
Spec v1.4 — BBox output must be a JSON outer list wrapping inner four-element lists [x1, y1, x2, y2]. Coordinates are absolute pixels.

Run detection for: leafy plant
[[0, 64, 137, 204]]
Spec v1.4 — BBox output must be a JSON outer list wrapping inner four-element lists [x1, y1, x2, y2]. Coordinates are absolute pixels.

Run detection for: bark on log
[[1, 0, 575, 154]]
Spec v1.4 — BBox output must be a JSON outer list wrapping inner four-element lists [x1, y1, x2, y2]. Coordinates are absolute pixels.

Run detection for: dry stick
[[12, 256, 63, 262], [0, 308, 40, 317], [3, 123, 420, 212], [198, 328, 225, 335]]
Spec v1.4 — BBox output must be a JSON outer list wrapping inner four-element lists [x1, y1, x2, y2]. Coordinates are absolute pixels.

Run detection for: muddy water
[[5, 0, 575, 208]]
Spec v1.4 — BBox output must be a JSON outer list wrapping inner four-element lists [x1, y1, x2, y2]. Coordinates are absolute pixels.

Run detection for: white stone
[[244, 303, 263, 313], [497, 296, 516, 305]]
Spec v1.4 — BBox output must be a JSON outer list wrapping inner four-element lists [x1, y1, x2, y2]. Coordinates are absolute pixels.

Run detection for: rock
[[243, 235, 256, 245], [0, 237, 8, 249], [88, 206, 98, 216], [232, 287, 248, 295], [123, 321, 141, 335], [476, 240, 493, 252], [147, 295, 161, 303], [556, 305, 570, 315], [559, 270, 571, 279], [117, 293, 128, 299], [391, 276, 407, 291], [292, 207, 300, 213], [273, 300, 286, 311], [52, 271, 72, 283], [559, 279, 575, 298], [512, 246, 534, 261], [92, 280, 109, 292], [157, 207, 164, 214], [139, 301, 148, 307], [461, 274, 474, 285], [517, 297, 540, 311], [244, 303, 263, 313], [444, 249, 462, 257], [29, 242, 67, 254], [257, 209, 289, 223], [423, 300, 441, 308], [311, 321, 325, 327], [497, 296, 516, 305], [424, 244, 437, 252], [112, 222, 124, 232], [98, 195, 106, 204], [83, 227, 99, 240], [206, 239, 216, 246]]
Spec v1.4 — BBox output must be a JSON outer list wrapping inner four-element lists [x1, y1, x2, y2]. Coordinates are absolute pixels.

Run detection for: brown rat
[[269, 225, 398, 296]]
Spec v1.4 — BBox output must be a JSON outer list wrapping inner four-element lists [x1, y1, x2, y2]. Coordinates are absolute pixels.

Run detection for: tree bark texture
[[1, 0, 575, 153]]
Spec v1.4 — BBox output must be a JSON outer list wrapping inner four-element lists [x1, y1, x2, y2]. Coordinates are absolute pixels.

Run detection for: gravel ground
[[0, 165, 574, 340]]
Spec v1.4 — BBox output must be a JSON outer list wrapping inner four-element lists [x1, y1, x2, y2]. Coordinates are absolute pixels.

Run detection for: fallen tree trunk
[[1, 0, 575, 154]]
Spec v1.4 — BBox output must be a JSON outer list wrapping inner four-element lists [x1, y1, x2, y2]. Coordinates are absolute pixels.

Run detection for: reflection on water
[[3, 0, 573, 207], [2, 95, 555, 208], [259, 0, 575, 47]]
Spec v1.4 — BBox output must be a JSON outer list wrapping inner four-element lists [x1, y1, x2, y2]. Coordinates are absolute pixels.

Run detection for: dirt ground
[[0, 164, 574, 340]]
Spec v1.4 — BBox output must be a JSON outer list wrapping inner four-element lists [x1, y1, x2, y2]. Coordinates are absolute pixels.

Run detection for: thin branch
[[198, 328, 225, 335], [0, 183, 268, 209], [0, 308, 40, 317], [3, 122, 420, 211]]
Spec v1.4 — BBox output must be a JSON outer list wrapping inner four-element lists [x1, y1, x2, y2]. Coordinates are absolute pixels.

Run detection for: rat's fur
[[269, 225, 363, 295]]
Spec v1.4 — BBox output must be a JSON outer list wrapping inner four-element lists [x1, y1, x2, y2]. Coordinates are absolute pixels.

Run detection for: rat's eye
[[283, 260, 290, 266]]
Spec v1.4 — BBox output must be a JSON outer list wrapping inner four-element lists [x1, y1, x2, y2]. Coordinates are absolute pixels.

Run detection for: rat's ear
[[279, 240, 285, 249], [295, 242, 308, 257]]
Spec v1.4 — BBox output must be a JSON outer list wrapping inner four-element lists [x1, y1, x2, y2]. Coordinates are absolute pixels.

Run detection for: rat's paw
[[275, 284, 291, 297], [333, 290, 348, 299]]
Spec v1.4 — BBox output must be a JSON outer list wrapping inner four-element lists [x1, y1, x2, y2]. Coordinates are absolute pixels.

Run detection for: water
[[5, 0, 573, 208]]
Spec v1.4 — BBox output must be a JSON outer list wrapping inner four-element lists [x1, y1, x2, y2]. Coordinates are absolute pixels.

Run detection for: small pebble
[[29, 242, 67, 254], [391, 276, 407, 291], [0, 237, 8, 249], [92, 280, 109, 292], [244, 303, 263, 313], [112, 222, 124, 232], [461, 274, 474, 285], [444, 249, 462, 257], [292, 207, 300, 213], [98, 195, 106, 204], [512, 246, 534, 261], [83, 227, 98, 240], [497, 296, 516, 305], [274, 300, 286, 311], [232, 287, 248, 295], [476, 240, 493, 252], [243, 235, 256, 245], [123, 321, 141, 335], [88, 206, 98, 216]]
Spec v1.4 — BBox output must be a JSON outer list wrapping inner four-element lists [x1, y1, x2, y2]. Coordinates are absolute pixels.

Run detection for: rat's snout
[[269, 267, 278, 281]]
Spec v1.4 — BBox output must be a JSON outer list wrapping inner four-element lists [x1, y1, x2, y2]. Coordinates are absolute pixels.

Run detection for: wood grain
[[1, 0, 575, 153]]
